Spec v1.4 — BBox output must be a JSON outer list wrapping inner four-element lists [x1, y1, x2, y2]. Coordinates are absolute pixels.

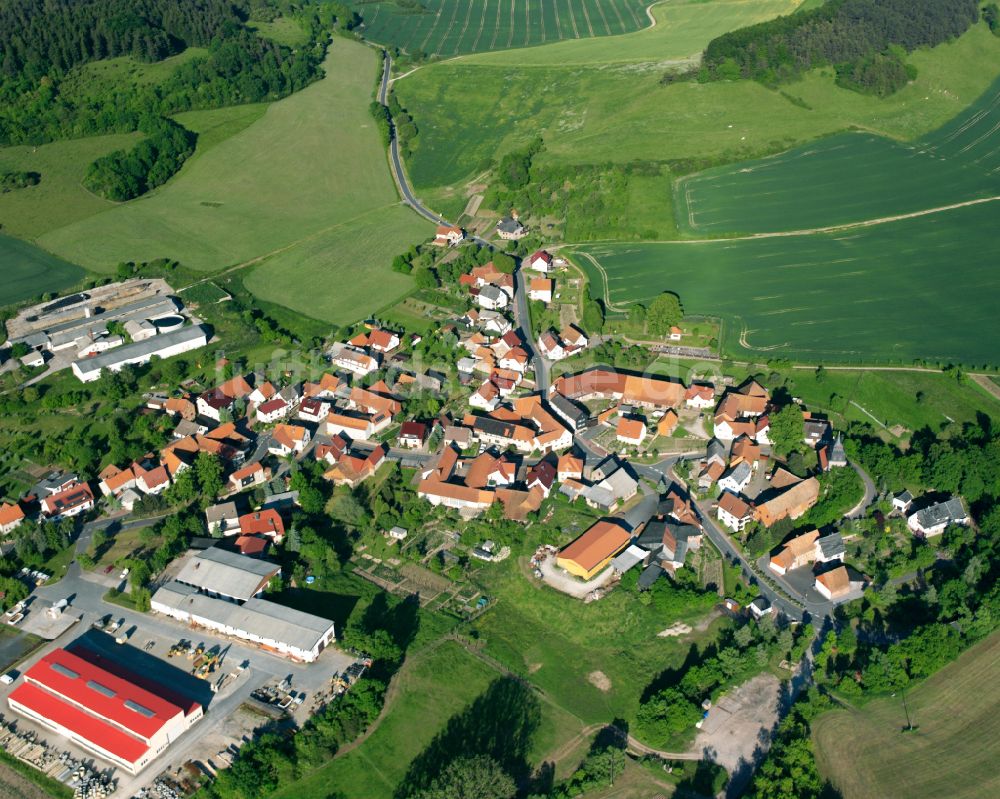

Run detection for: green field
[[0, 234, 84, 308], [0, 132, 140, 239], [397, 19, 1000, 215], [353, 0, 653, 57], [0, 105, 265, 242], [36, 39, 428, 323], [812, 631, 1000, 799], [242, 203, 425, 324], [575, 200, 1000, 366], [676, 73, 1000, 235], [248, 16, 309, 47], [272, 639, 582, 798], [464, 0, 801, 66]]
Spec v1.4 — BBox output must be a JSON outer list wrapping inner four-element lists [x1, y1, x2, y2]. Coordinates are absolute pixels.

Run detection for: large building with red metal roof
[[7, 647, 202, 774]]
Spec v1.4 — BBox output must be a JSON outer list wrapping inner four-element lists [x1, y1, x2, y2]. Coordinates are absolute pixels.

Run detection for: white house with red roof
[[268, 424, 311, 456], [434, 225, 464, 246], [228, 461, 269, 492], [297, 397, 331, 424], [470, 381, 501, 412], [237, 509, 285, 543], [528, 250, 554, 273], [255, 397, 290, 425], [397, 421, 428, 449], [685, 384, 716, 409], [41, 482, 95, 520]]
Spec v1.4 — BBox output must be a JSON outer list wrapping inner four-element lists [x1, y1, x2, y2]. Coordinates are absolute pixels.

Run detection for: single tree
[[415, 755, 516, 799], [769, 404, 805, 458], [646, 292, 683, 337]]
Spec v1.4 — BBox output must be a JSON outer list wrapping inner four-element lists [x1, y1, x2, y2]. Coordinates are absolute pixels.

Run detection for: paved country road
[[378, 51, 546, 389]]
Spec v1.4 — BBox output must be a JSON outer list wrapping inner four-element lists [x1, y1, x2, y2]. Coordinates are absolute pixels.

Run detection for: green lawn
[[270, 641, 499, 799], [396, 21, 1000, 209], [0, 105, 265, 244], [464, 0, 801, 66], [0, 132, 140, 239], [352, 0, 654, 58], [574, 200, 1000, 367], [38, 39, 429, 320], [248, 17, 309, 47], [812, 630, 1000, 799], [0, 234, 85, 308], [242, 204, 426, 325], [470, 533, 724, 728]]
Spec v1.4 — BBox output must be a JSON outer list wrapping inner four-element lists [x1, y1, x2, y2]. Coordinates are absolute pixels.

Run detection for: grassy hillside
[[271, 642, 498, 799], [37, 39, 429, 323], [0, 105, 265, 241], [0, 132, 141, 239], [396, 20, 1000, 211], [463, 0, 801, 66], [0, 234, 84, 308], [352, 0, 653, 58], [676, 73, 1000, 235], [813, 631, 1000, 799], [575, 200, 1000, 366]]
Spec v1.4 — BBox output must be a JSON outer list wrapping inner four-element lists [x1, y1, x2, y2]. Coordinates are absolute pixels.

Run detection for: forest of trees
[[0, 0, 362, 196], [0, 1, 360, 142], [701, 0, 980, 94], [83, 116, 195, 200]]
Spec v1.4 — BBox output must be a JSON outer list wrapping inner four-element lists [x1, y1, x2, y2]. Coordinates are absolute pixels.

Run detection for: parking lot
[[0, 562, 359, 797]]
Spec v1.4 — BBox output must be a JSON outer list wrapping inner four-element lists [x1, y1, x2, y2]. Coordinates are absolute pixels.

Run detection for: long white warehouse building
[[72, 325, 209, 382], [151, 581, 336, 663]]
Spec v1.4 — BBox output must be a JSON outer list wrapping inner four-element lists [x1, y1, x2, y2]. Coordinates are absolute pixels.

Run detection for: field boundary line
[[470, 0, 490, 51], [452, 0, 477, 56], [591, 0, 612, 36], [570, 194, 1000, 246], [489, 0, 502, 50], [607, 0, 627, 30], [579, 1, 596, 38], [970, 374, 1000, 401], [564, 0, 582, 39], [417, 5, 446, 55]]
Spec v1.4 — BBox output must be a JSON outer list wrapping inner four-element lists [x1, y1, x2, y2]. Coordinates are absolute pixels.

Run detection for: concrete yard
[[537, 553, 614, 599], [694, 671, 782, 774]]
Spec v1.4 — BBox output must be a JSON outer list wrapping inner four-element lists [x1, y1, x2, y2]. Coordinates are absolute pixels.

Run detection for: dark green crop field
[[352, 0, 652, 57], [576, 201, 1000, 366], [675, 76, 1000, 235], [0, 234, 83, 309]]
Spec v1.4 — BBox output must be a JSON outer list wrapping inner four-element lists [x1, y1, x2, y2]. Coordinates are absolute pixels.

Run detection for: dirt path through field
[[971, 373, 1000, 401]]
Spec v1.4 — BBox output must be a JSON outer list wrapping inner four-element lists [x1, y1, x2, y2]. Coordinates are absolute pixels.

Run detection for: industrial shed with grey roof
[[173, 547, 280, 603], [150, 581, 335, 663]]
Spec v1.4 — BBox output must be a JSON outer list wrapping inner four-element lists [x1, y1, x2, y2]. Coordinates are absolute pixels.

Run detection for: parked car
[[0, 670, 18, 685]]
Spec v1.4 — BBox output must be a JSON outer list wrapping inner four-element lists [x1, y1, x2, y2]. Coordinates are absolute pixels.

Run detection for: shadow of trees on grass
[[394, 676, 541, 799]]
